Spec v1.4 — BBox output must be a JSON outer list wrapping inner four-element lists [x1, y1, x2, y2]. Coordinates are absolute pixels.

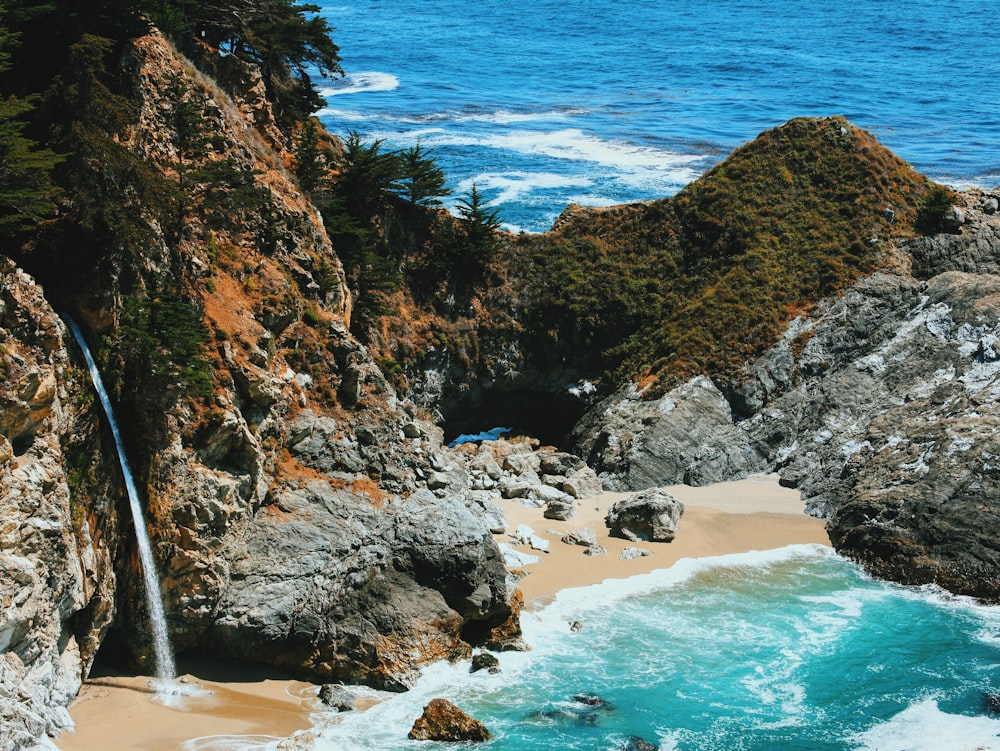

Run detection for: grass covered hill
[[512, 116, 944, 391]]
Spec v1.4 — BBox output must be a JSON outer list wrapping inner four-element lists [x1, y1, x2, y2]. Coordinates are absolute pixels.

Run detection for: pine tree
[[294, 117, 324, 193], [456, 183, 501, 263], [397, 143, 448, 206], [0, 3, 61, 237]]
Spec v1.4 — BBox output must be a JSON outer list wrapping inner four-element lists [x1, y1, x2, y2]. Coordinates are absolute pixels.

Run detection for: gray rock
[[583, 544, 608, 557], [606, 489, 684, 543], [571, 376, 766, 490], [560, 468, 603, 499], [538, 451, 587, 476], [561, 528, 598, 547], [543, 498, 576, 521], [318, 684, 355, 711], [620, 547, 653, 561]]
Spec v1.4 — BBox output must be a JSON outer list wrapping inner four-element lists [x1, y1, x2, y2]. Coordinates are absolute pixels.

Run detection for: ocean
[[296, 4, 1000, 749], [304, 547, 1000, 751], [315, 0, 1000, 233]]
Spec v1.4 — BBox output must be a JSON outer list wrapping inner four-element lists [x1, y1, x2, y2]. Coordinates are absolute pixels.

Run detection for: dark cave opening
[[440, 386, 589, 449]]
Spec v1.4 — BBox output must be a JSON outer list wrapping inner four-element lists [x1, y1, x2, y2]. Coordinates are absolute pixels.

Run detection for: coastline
[[497, 473, 830, 607], [53, 475, 829, 751]]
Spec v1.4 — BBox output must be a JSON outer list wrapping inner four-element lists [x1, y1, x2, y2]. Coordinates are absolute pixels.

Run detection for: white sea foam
[[520, 544, 837, 649], [180, 735, 285, 751], [850, 698, 1000, 751], [363, 126, 701, 179], [320, 71, 399, 97], [303, 654, 533, 750], [454, 172, 592, 206], [317, 106, 585, 126]]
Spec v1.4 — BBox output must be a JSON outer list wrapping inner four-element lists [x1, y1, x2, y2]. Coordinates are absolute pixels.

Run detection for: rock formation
[[606, 489, 685, 543], [408, 698, 492, 742], [0, 29, 516, 746], [571, 191, 1000, 600]]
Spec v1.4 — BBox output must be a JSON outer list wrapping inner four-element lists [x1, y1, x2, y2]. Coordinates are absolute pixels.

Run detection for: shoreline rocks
[[408, 698, 492, 742], [606, 489, 684, 543]]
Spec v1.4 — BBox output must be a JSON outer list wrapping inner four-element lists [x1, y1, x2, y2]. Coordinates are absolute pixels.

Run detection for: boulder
[[544, 497, 576, 521], [570, 376, 766, 490], [561, 528, 598, 547], [318, 684, 355, 712], [470, 652, 501, 674], [561, 468, 604, 499], [606, 489, 684, 542], [618, 736, 660, 751], [620, 547, 653, 560], [408, 698, 492, 742]]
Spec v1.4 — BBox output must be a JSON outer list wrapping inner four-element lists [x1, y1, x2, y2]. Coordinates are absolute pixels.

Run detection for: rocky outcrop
[[0, 264, 120, 748], [2, 30, 519, 746], [571, 194, 1000, 600], [606, 489, 684, 543], [408, 698, 492, 742], [571, 375, 766, 490]]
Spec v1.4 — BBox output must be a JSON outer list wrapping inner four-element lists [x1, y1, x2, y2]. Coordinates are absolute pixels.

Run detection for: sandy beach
[[53, 474, 829, 751], [499, 473, 831, 606]]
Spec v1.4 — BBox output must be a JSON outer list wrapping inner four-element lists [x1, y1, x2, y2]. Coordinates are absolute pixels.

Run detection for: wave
[[452, 172, 593, 207], [320, 71, 399, 97], [850, 698, 1000, 751], [317, 106, 587, 126], [520, 544, 836, 648]]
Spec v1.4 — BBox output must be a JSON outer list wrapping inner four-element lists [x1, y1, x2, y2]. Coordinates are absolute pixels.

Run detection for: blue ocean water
[[299, 546, 1000, 751], [316, 0, 1000, 233]]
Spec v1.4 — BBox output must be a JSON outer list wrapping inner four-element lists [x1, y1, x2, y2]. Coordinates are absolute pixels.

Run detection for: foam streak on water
[[66, 316, 177, 683], [316, 0, 1000, 232], [299, 545, 1000, 751]]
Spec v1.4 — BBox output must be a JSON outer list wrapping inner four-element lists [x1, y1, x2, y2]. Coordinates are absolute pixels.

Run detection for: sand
[[53, 474, 830, 750], [498, 473, 831, 607]]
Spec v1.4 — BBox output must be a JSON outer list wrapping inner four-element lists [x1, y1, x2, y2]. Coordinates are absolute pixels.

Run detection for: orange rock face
[[408, 698, 492, 742]]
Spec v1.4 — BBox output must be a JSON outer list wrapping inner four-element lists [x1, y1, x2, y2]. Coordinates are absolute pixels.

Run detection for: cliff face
[[569, 192, 1000, 600], [0, 261, 122, 748], [1, 30, 516, 747]]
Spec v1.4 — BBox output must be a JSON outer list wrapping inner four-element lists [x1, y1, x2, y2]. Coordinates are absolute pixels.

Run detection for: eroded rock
[[606, 489, 684, 543], [408, 698, 492, 742]]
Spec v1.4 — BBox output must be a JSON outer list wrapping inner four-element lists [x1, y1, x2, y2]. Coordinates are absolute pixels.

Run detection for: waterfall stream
[[65, 316, 177, 683]]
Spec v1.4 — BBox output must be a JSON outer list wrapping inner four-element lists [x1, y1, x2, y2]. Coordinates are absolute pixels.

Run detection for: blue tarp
[[447, 426, 512, 448]]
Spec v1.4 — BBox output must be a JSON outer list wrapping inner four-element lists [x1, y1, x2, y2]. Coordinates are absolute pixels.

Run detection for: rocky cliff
[[569, 191, 1000, 600], [1, 30, 516, 748]]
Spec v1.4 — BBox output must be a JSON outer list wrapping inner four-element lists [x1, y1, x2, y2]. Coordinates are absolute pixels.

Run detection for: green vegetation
[[147, 0, 342, 120], [520, 116, 937, 387], [115, 293, 214, 399], [310, 132, 502, 336], [915, 185, 956, 234], [0, 2, 61, 237]]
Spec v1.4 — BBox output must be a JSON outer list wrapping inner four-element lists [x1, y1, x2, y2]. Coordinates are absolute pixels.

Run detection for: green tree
[[294, 116, 324, 193], [456, 183, 501, 263], [333, 131, 402, 218], [0, 2, 61, 236], [182, 0, 342, 119], [396, 142, 448, 206], [46, 34, 181, 253], [167, 75, 212, 191]]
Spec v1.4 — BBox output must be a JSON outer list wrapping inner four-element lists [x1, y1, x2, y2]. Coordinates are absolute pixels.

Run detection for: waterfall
[[65, 316, 177, 683]]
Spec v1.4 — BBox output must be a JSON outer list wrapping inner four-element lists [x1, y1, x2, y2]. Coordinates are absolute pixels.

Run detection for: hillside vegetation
[[515, 116, 943, 390]]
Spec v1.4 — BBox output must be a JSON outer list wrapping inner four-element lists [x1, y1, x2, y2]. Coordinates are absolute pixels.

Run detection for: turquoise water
[[306, 546, 1000, 750], [316, 0, 1000, 232]]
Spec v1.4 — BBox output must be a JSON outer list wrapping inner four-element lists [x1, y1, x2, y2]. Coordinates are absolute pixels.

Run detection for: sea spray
[[65, 316, 177, 684]]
